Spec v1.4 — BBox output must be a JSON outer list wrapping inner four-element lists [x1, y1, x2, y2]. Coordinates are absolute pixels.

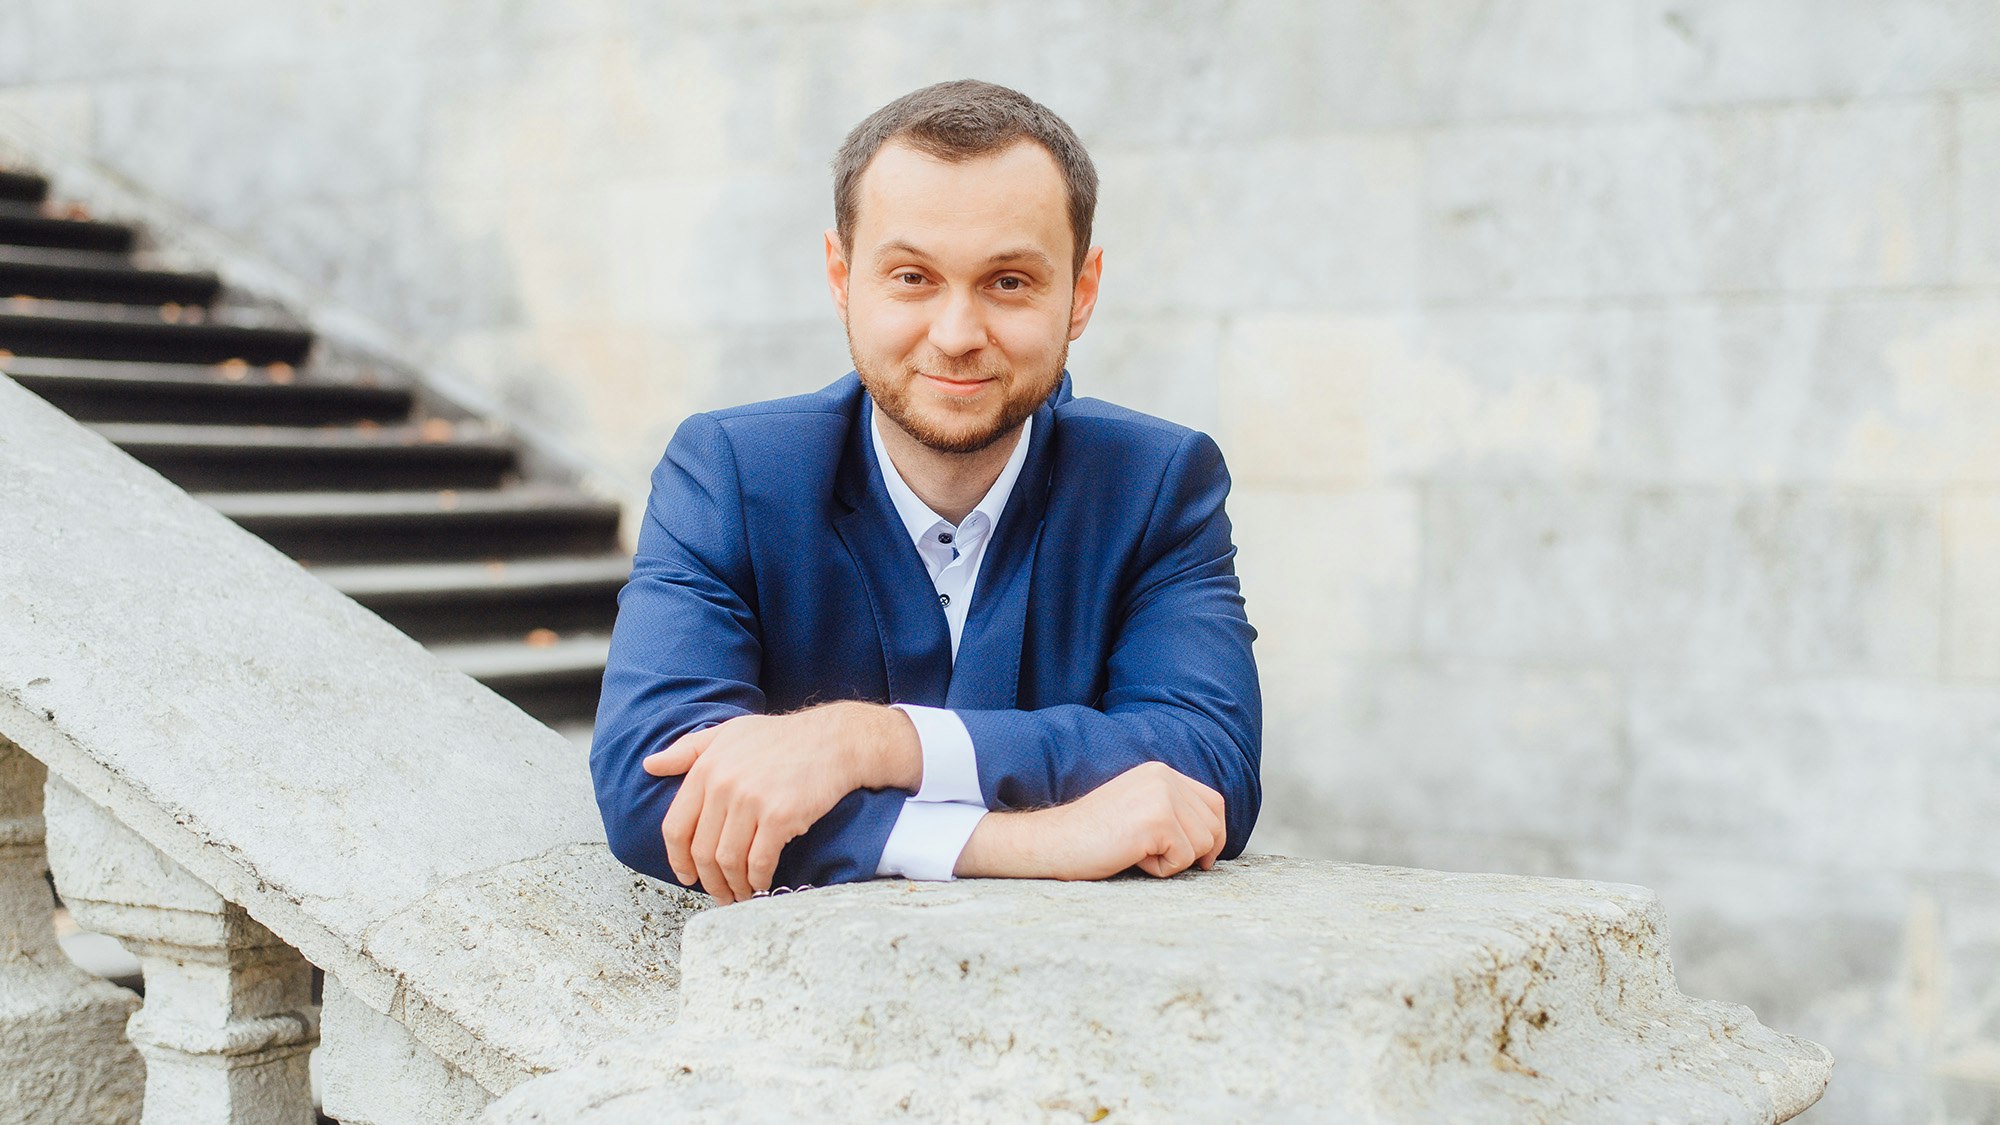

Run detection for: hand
[[954, 760, 1227, 881], [642, 704, 916, 904]]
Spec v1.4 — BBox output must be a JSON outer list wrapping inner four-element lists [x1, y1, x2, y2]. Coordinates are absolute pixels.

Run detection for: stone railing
[[0, 372, 1833, 1123]]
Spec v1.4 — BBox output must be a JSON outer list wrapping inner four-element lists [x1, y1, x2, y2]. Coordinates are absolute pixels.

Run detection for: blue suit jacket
[[591, 372, 1262, 890]]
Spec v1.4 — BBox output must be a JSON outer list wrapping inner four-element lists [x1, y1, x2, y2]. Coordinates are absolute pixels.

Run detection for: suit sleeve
[[957, 430, 1263, 859], [590, 412, 908, 890]]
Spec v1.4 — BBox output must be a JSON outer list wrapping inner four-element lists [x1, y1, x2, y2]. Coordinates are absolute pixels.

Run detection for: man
[[592, 80, 1260, 905]]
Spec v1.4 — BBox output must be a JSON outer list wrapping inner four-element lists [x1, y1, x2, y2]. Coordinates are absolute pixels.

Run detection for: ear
[[1067, 244, 1104, 342], [824, 229, 851, 320]]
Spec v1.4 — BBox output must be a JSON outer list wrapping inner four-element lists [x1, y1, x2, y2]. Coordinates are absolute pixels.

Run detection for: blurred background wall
[[3, 2, 1996, 1119]]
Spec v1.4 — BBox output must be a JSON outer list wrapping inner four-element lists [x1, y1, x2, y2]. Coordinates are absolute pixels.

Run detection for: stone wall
[[2, 2, 1995, 1119]]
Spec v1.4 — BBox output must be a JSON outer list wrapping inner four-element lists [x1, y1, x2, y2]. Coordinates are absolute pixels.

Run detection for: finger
[[643, 725, 719, 777], [1174, 786, 1225, 870], [712, 804, 758, 902], [747, 823, 787, 894], [1151, 818, 1197, 878], [661, 771, 706, 886], [692, 797, 732, 905]]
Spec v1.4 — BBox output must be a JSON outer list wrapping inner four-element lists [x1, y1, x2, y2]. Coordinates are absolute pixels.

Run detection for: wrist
[[825, 701, 921, 791], [952, 806, 1064, 879]]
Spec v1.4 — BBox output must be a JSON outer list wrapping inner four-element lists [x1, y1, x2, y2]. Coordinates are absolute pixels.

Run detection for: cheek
[[849, 299, 930, 353]]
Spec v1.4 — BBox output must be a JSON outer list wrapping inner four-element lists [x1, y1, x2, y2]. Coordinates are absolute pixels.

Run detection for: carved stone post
[[43, 778, 317, 1125], [0, 737, 144, 1122]]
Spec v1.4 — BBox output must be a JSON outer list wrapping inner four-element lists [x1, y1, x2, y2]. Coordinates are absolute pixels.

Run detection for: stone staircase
[[0, 166, 623, 740]]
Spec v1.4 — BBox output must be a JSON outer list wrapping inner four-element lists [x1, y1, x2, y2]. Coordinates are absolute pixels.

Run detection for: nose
[[927, 287, 987, 358]]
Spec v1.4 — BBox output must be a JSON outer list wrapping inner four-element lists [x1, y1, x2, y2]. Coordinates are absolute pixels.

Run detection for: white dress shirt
[[870, 408, 1033, 881]]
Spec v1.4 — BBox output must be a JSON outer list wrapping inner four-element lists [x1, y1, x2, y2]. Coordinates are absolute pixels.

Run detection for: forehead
[[851, 138, 1072, 266]]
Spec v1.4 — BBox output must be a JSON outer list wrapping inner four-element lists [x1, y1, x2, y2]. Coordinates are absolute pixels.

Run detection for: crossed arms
[[590, 412, 1262, 902]]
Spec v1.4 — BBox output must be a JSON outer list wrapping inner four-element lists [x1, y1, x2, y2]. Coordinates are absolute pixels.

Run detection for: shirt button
[[938, 532, 953, 544], [938, 592, 951, 608]]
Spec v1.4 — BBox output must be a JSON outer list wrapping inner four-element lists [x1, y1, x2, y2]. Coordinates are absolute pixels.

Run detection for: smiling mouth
[[920, 374, 992, 397]]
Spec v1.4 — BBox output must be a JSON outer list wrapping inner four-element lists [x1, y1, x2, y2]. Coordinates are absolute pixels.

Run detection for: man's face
[[826, 138, 1102, 455]]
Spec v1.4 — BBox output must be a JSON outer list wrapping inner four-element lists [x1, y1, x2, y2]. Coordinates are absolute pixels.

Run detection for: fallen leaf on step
[[419, 418, 456, 442], [216, 358, 249, 381], [525, 628, 560, 647], [436, 489, 460, 510], [158, 303, 182, 323], [266, 362, 295, 384]]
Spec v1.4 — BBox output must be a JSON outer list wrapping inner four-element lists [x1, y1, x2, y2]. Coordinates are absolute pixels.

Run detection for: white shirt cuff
[[874, 800, 986, 881], [892, 703, 983, 805]]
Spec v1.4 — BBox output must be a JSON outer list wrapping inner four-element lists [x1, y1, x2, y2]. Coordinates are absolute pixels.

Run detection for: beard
[[850, 333, 1067, 456]]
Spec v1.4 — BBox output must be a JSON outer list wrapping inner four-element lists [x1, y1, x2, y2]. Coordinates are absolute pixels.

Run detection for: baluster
[[0, 736, 144, 1122], [43, 777, 318, 1125]]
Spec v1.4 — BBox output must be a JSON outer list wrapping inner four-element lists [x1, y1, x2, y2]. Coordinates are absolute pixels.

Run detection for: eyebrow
[[872, 241, 1055, 273]]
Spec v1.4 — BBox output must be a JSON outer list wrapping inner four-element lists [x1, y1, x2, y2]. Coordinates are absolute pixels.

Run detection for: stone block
[[1094, 135, 1421, 316], [1063, 314, 1221, 434], [1960, 93, 2000, 285], [1421, 485, 1945, 675], [1259, 658, 1628, 849], [1617, 295, 2000, 487], [1947, 494, 2000, 679], [1218, 308, 1625, 487], [1638, 0, 2000, 106], [90, 65, 426, 215], [1621, 677, 1984, 872], [1216, 313, 1383, 487], [482, 858, 1830, 1122], [1422, 102, 1954, 300], [1623, 489, 1943, 677], [1229, 485, 1421, 662], [1418, 484, 1632, 662], [319, 976, 492, 1125]]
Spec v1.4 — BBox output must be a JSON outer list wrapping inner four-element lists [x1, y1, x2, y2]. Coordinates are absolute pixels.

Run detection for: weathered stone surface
[[0, 739, 142, 1125], [483, 857, 1830, 1123], [319, 976, 493, 1125], [1422, 103, 1953, 302], [1419, 485, 1944, 676], [0, 377, 704, 1094]]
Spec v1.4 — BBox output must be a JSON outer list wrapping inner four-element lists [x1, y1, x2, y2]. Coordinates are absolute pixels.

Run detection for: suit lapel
[[832, 394, 954, 707], [947, 392, 1059, 711]]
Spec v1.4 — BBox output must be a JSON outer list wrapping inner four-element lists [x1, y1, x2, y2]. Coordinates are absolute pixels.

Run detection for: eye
[[897, 272, 927, 285], [994, 275, 1025, 291]]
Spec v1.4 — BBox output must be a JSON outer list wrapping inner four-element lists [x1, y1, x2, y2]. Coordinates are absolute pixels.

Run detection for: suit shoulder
[[1054, 395, 1211, 463]]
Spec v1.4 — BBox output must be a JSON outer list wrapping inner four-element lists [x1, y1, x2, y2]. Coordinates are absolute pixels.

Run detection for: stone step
[[198, 486, 625, 564], [87, 420, 520, 492], [2, 356, 414, 425], [432, 633, 611, 726], [0, 199, 135, 253], [0, 170, 50, 202], [0, 244, 221, 306], [306, 555, 628, 642], [0, 297, 312, 364]]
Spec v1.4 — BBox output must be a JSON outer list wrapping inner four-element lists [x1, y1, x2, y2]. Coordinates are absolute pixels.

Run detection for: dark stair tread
[[87, 420, 516, 456], [431, 634, 612, 682], [307, 556, 631, 600], [0, 297, 313, 363], [198, 486, 620, 522], [0, 244, 221, 305], [0, 171, 50, 202], [2, 356, 413, 425], [0, 200, 136, 252]]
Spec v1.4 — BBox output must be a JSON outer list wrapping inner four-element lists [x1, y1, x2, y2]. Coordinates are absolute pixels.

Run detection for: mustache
[[905, 357, 1007, 382]]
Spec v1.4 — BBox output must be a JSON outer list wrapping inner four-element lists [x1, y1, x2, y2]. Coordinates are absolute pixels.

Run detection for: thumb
[[643, 726, 717, 776]]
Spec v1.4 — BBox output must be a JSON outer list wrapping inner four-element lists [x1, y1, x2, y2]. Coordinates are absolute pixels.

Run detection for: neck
[[874, 413, 1024, 526]]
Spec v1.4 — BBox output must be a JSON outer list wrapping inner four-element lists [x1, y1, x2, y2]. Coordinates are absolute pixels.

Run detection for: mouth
[[919, 373, 993, 398]]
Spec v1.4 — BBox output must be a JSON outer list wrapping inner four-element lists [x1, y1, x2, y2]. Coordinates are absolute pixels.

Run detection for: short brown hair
[[833, 80, 1099, 275]]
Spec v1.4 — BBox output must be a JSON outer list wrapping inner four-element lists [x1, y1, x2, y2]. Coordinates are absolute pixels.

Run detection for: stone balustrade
[[0, 371, 1832, 1122]]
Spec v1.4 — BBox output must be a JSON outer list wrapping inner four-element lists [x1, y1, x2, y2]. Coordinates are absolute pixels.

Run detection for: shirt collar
[[870, 405, 1033, 548]]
